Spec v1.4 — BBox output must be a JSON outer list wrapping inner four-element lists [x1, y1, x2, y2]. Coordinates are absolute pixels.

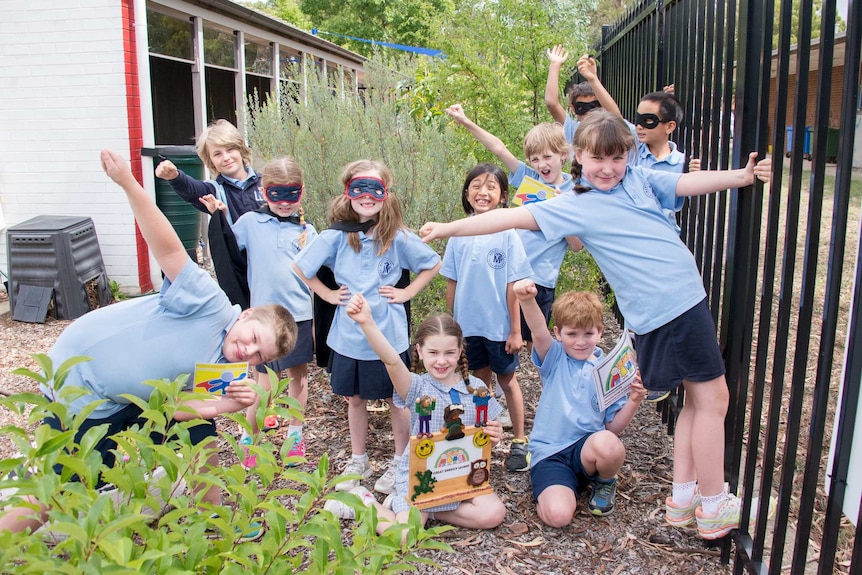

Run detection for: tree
[[242, 0, 312, 30], [772, 0, 846, 50]]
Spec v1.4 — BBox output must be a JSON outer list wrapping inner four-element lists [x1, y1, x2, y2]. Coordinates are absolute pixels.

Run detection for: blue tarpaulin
[[311, 29, 444, 58]]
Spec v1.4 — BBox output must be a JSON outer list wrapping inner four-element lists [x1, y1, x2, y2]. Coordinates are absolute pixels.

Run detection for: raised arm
[[676, 152, 771, 197], [545, 45, 569, 125], [445, 104, 520, 173], [346, 293, 412, 399], [513, 279, 552, 361], [577, 55, 623, 118], [419, 206, 539, 243], [100, 150, 188, 282]]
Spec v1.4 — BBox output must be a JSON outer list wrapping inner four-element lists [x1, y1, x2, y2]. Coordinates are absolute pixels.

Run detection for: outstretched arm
[[513, 279, 552, 361], [605, 372, 647, 435], [420, 207, 538, 243], [677, 152, 771, 197], [346, 294, 412, 399], [545, 45, 569, 125], [577, 54, 623, 118], [100, 150, 188, 282], [445, 104, 520, 173]]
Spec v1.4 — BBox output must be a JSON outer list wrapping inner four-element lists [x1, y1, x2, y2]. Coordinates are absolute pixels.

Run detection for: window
[[147, 9, 195, 144]]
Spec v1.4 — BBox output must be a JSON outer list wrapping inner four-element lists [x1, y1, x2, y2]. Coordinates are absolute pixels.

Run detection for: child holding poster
[[514, 280, 645, 525], [324, 294, 506, 536]]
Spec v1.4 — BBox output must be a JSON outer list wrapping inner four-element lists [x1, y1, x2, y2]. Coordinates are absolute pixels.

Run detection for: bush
[[0, 355, 451, 573]]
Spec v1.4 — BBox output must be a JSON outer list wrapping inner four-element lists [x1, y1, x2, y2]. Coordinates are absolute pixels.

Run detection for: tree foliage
[[243, 0, 312, 29], [772, 0, 846, 50]]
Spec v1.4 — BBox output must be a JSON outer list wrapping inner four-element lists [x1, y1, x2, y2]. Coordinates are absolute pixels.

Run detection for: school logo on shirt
[[486, 248, 506, 269], [291, 238, 303, 253], [378, 258, 396, 278], [642, 181, 656, 199]]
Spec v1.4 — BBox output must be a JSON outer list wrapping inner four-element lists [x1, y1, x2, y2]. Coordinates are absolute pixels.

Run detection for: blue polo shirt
[[525, 165, 701, 334], [528, 341, 626, 467], [509, 162, 574, 289], [294, 228, 440, 359], [44, 260, 239, 417], [441, 228, 532, 340], [232, 210, 317, 321], [636, 141, 686, 172]]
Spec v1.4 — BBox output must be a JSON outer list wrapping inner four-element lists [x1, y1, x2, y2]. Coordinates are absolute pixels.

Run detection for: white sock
[[700, 491, 727, 515], [352, 453, 369, 463], [392, 453, 403, 465], [288, 425, 303, 437], [672, 480, 698, 506]]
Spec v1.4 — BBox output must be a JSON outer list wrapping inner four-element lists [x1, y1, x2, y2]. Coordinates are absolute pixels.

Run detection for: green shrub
[[0, 355, 451, 573]]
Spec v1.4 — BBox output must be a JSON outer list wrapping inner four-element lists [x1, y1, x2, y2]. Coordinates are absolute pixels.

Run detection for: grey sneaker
[[588, 477, 617, 516], [335, 457, 372, 492], [324, 486, 375, 520], [506, 438, 530, 472], [373, 460, 398, 494], [645, 389, 671, 403], [498, 407, 513, 430]]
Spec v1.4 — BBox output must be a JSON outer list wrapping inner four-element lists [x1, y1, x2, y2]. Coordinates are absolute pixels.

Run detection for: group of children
[[0, 46, 772, 545]]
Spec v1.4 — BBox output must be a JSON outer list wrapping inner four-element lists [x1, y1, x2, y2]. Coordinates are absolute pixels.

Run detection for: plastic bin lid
[[8, 215, 92, 232]]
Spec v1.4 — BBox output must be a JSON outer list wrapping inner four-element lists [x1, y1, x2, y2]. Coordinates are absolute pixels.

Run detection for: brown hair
[[262, 156, 309, 248], [570, 110, 635, 185], [410, 314, 471, 385], [551, 291, 604, 331], [196, 119, 252, 175], [246, 304, 298, 360], [567, 81, 597, 108], [327, 159, 405, 255]]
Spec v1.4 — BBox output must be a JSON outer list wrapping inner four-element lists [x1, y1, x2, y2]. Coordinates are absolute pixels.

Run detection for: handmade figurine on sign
[[442, 405, 466, 441], [470, 386, 490, 427], [415, 395, 437, 438]]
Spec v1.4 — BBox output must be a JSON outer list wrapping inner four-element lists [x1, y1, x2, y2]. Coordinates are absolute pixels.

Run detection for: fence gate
[[591, 0, 862, 571]]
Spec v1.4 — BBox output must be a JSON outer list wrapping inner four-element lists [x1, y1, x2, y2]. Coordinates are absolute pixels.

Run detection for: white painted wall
[[0, 0, 141, 291]]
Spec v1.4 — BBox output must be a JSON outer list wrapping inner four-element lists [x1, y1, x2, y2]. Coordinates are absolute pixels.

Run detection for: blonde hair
[[327, 159, 405, 256], [196, 119, 252, 174], [246, 304, 298, 360], [262, 156, 309, 248], [571, 110, 635, 184], [551, 291, 604, 331], [523, 123, 570, 159]]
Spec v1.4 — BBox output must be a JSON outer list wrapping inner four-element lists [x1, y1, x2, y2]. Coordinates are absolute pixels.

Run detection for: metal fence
[[589, 0, 862, 571]]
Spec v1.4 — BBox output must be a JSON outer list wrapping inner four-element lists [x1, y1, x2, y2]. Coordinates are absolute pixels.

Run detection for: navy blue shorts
[[465, 336, 519, 375], [45, 402, 217, 488], [328, 350, 410, 400], [634, 298, 726, 392], [530, 433, 596, 500], [520, 284, 555, 343], [256, 320, 313, 374]]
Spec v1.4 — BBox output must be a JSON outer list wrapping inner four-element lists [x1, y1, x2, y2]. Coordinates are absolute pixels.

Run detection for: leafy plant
[[0, 356, 452, 573]]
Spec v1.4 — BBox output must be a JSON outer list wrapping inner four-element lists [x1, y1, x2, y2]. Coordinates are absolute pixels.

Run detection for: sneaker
[[695, 493, 741, 540], [324, 486, 375, 520], [334, 457, 372, 491], [498, 408, 513, 430], [239, 432, 257, 469], [374, 460, 398, 494], [588, 477, 617, 516], [506, 438, 530, 472], [645, 389, 671, 403], [285, 433, 305, 467], [665, 489, 702, 527], [206, 514, 265, 542], [382, 492, 396, 511]]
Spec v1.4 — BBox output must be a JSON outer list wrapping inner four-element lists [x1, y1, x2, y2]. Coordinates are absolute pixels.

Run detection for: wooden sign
[[406, 425, 493, 510]]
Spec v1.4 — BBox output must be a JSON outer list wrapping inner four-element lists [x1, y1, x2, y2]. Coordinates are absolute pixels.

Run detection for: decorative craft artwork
[[407, 400, 493, 510], [592, 330, 638, 410], [193, 362, 249, 395], [510, 176, 560, 206]]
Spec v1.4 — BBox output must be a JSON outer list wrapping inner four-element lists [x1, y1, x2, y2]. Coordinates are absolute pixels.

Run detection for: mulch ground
[[0, 302, 732, 574]]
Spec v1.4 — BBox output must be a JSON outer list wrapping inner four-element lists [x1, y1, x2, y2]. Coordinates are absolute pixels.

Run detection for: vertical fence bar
[[818, 0, 862, 569]]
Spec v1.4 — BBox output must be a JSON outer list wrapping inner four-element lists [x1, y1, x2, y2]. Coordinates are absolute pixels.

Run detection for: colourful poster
[[592, 331, 638, 410], [510, 176, 560, 206], [193, 362, 249, 395]]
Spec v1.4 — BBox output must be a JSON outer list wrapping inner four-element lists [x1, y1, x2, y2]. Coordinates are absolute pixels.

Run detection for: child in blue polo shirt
[[222, 156, 318, 466], [419, 110, 772, 540], [292, 159, 441, 496], [0, 150, 297, 535], [440, 163, 533, 472], [516, 282, 645, 523]]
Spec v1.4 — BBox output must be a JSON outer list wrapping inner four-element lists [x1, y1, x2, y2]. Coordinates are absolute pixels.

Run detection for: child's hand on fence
[[199, 194, 228, 214], [345, 293, 370, 324], [629, 372, 647, 405], [547, 45, 569, 67], [577, 54, 598, 81], [753, 156, 772, 183], [445, 104, 468, 124], [155, 159, 180, 180], [688, 158, 701, 172], [663, 84, 675, 95], [513, 279, 537, 301], [483, 419, 503, 445]]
